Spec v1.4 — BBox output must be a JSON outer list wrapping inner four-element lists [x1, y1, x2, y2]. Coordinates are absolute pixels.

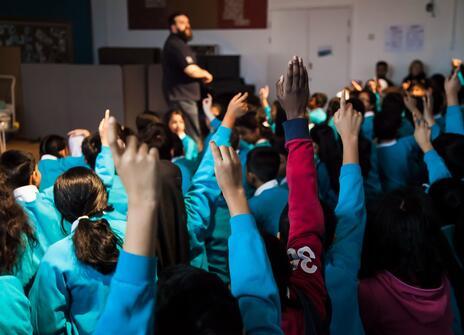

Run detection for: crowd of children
[[0, 55, 463, 335]]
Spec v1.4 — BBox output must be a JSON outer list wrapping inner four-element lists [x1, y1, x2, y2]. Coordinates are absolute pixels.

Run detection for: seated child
[[308, 92, 328, 125], [164, 109, 199, 161]]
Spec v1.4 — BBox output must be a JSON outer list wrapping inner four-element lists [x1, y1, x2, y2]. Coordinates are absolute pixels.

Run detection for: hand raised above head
[[276, 56, 309, 120], [334, 90, 362, 142], [227, 92, 249, 119]]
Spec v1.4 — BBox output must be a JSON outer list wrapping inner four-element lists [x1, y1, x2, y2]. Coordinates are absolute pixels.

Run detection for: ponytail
[[72, 218, 122, 274]]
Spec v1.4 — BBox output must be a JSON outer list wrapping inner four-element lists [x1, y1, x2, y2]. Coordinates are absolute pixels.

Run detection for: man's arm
[[185, 64, 213, 84]]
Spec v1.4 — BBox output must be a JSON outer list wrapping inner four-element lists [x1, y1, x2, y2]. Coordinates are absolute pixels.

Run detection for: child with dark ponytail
[[28, 166, 125, 334]]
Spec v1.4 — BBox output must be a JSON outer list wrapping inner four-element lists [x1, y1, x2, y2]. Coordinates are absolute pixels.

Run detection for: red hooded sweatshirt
[[359, 271, 453, 335]]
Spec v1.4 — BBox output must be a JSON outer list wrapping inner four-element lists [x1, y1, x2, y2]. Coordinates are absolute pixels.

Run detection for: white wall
[[92, 0, 464, 93]]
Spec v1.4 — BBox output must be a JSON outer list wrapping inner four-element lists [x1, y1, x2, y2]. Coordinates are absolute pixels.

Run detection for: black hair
[[376, 60, 388, 68], [81, 133, 102, 170], [360, 188, 444, 289], [155, 265, 243, 335], [136, 111, 162, 130], [311, 92, 328, 108], [0, 150, 36, 190], [171, 134, 184, 158], [429, 74, 446, 116], [236, 112, 259, 131], [230, 127, 240, 150], [54, 167, 121, 274], [137, 112, 176, 160], [163, 109, 185, 126], [359, 90, 377, 112], [168, 12, 189, 27], [40, 134, 66, 158], [373, 110, 402, 141], [326, 97, 340, 119], [310, 125, 342, 192], [432, 133, 464, 179], [428, 178, 464, 228], [246, 147, 280, 183], [347, 97, 366, 116]]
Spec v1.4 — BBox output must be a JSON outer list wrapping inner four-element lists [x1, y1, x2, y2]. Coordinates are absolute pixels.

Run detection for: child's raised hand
[[67, 129, 90, 138], [259, 85, 270, 100], [334, 91, 362, 142], [413, 117, 433, 153], [422, 89, 435, 126], [99, 109, 111, 146], [107, 116, 160, 206], [445, 69, 461, 106], [210, 141, 249, 216], [226, 92, 249, 118], [202, 93, 213, 112], [276, 56, 309, 120]]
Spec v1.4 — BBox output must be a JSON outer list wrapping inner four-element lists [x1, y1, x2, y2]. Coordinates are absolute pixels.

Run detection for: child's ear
[[30, 168, 41, 187]]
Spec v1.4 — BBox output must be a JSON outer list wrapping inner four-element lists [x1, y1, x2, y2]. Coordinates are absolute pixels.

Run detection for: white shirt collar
[[41, 154, 58, 161], [171, 155, 185, 163], [256, 138, 267, 145], [178, 133, 186, 140], [14, 185, 39, 202], [434, 114, 443, 120], [280, 177, 287, 185], [254, 179, 279, 197], [364, 111, 375, 118], [377, 140, 398, 148]]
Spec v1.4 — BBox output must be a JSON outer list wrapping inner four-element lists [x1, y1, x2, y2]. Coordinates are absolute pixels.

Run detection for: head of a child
[[376, 61, 389, 79], [409, 59, 425, 77], [433, 134, 464, 179], [40, 134, 68, 158], [0, 150, 41, 190], [360, 188, 444, 288], [246, 147, 280, 189], [309, 92, 328, 110], [326, 97, 341, 119], [359, 90, 377, 113], [165, 110, 186, 136], [54, 167, 121, 274], [272, 101, 287, 137], [82, 133, 102, 170], [236, 112, 261, 145], [155, 265, 243, 335], [137, 112, 177, 160]]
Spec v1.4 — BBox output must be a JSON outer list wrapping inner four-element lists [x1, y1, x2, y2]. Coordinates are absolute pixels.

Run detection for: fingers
[[125, 136, 138, 158], [237, 92, 249, 104], [297, 57, 304, 89], [107, 117, 123, 163], [105, 109, 110, 121], [210, 141, 222, 163], [302, 65, 309, 91], [148, 147, 159, 161], [292, 57, 299, 90], [276, 75, 284, 100], [340, 89, 347, 111], [138, 142, 148, 159], [285, 60, 293, 92], [219, 145, 232, 164]]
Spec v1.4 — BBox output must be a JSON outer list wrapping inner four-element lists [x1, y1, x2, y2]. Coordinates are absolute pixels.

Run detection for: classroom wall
[[92, 0, 464, 93], [0, 0, 94, 63]]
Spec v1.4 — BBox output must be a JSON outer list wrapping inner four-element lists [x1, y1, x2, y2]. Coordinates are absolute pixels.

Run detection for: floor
[[5, 139, 40, 160]]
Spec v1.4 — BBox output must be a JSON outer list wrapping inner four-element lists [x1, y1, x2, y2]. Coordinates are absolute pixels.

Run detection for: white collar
[[41, 154, 58, 161], [14, 185, 39, 202], [71, 216, 89, 232], [254, 179, 279, 197], [365, 111, 375, 118], [377, 140, 397, 148], [434, 114, 443, 120], [256, 138, 268, 145], [171, 155, 185, 163], [178, 133, 186, 140], [280, 177, 287, 185]]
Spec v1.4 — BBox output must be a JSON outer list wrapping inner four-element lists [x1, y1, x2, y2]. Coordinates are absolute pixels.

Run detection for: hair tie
[[71, 215, 90, 232]]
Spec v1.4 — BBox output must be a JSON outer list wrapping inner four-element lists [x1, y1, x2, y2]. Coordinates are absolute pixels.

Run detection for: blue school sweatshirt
[[423, 149, 451, 185], [249, 181, 289, 236], [172, 156, 196, 194], [434, 114, 446, 132], [185, 125, 231, 269], [0, 276, 33, 335], [28, 219, 126, 335], [181, 134, 199, 161], [397, 115, 414, 138], [325, 164, 366, 335], [316, 160, 338, 210], [361, 112, 375, 141], [446, 105, 464, 135], [229, 214, 283, 334], [38, 155, 88, 191], [377, 125, 440, 192], [93, 251, 157, 335]]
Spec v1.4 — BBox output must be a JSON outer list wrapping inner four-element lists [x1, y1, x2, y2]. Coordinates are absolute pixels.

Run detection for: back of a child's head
[[0, 150, 36, 190], [311, 92, 328, 108], [40, 134, 67, 158], [361, 188, 444, 288], [82, 133, 102, 170], [433, 133, 464, 179], [359, 90, 377, 112], [54, 167, 121, 274], [236, 112, 259, 131], [136, 111, 161, 132], [155, 265, 243, 335], [429, 178, 464, 228], [326, 97, 340, 119], [373, 110, 402, 141], [136, 113, 176, 160], [246, 147, 280, 183], [347, 97, 366, 116]]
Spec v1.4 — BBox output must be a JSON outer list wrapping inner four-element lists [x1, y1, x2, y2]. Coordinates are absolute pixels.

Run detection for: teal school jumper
[[28, 220, 125, 335], [0, 276, 33, 335]]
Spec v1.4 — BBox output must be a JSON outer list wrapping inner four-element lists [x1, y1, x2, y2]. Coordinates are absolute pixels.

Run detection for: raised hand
[[333, 91, 362, 164], [403, 92, 421, 120], [210, 141, 249, 216], [222, 92, 249, 128], [413, 117, 433, 153], [422, 89, 435, 126], [202, 93, 215, 121], [276, 56, 309, 120], [99, 109, 111, 146], [107, 116, 160, 206], [445, 69, 461, 106]]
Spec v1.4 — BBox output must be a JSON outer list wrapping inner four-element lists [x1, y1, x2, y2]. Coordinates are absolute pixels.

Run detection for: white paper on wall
[[405, 24, 424, 52], [385, 25, 404, 52]]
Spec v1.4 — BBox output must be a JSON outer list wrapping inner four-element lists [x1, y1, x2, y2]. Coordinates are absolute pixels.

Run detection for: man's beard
[[177, 29, 193, 42]]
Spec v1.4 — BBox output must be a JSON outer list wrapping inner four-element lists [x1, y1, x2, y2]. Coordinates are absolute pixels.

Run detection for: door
[[268, 7, 351, 99]]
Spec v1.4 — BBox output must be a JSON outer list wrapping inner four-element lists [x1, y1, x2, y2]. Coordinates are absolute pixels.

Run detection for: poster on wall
[[0, 20, 73, 63], [385, 25, 404, 52], [405, 24, 424, 52], [127, 0, 267, 29]]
